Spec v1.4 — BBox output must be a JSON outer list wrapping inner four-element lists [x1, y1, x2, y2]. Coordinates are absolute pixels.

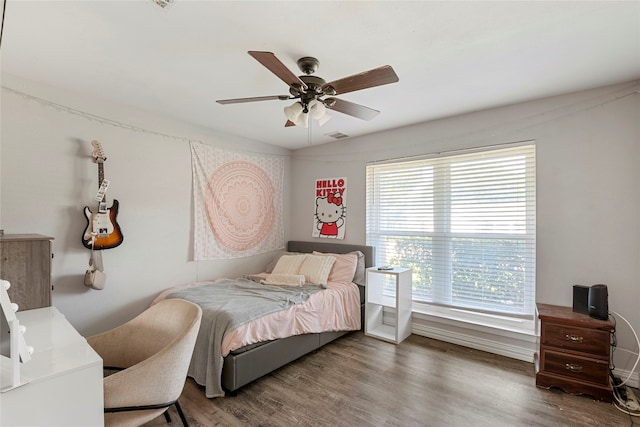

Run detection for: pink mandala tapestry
[[205, 161, 274, 251], [191, 142, 284, 260]]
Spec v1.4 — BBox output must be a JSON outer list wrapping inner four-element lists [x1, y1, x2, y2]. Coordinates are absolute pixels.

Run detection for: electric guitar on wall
[[82, 140, 124, 250]]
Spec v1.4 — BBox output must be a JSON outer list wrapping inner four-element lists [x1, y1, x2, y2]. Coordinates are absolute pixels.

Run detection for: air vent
[[325, 131, 350, 140], [149, 0, 175, 8]]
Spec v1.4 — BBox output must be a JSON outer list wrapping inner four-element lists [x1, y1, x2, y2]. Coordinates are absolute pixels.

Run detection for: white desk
[[0, 307, 103, 426]]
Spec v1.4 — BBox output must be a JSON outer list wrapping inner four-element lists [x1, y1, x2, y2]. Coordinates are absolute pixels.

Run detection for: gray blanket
[[166, 278, 323, 397]]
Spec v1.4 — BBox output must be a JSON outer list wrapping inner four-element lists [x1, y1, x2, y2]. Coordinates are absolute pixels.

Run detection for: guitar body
[[82, 199, 124, 250]]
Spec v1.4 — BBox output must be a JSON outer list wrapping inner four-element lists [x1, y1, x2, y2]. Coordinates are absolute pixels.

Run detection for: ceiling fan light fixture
[[284, 100, 329, 128], [219, 51, 400, 130], [284, 102, 309, 128], [324, 85, 337, 96], [295, 114, 309, 128], [284, 102, 303, 121], [308, 100, 325, 119], [323, 98, 337, 108], [317, 112, 331, 126], [289, 83, 303, 96], [308, 99, 331, 126]]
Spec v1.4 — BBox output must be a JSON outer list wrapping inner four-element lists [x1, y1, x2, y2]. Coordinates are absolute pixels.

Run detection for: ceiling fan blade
[[284, 120, 295, 127], [217, 95, 290, 105], [326, 98, 380, 121], [323, 65, 399, 95], [248, 51, 308, 90]]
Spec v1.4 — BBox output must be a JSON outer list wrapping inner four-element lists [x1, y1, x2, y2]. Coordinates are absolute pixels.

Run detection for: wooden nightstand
[[535, 303, 614, 402]]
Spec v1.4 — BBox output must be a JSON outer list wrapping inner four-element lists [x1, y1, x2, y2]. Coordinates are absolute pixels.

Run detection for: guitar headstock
[[91, 140, 107, 163]]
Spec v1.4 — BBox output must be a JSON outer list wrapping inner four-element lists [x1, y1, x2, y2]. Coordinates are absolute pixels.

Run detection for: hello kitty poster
[[313, 177, 347, 239]]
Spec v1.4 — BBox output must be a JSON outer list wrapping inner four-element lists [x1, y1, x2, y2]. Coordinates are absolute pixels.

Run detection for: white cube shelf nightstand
[[365, 267, 412, 344]]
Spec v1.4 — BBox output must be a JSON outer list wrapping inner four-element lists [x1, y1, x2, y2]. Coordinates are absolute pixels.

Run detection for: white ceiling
[[2, 1, 639, 150]]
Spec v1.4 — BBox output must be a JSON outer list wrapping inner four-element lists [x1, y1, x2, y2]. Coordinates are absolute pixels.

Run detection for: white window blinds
[[366, 143, 536, 317]]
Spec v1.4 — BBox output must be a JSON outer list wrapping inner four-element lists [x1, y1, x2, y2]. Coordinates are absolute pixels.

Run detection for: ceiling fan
[[216, 51, 399, 128]]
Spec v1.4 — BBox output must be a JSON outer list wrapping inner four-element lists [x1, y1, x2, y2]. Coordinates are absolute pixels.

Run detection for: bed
[[158, 240, 374, 398]]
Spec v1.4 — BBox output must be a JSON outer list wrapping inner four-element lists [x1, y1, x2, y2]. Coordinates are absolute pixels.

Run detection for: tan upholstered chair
[[87, 299, 202, 427]]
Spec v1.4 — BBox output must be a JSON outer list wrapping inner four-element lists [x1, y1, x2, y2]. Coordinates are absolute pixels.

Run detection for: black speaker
[[572, 285, 590, 315], [588, 284, 609, 320]]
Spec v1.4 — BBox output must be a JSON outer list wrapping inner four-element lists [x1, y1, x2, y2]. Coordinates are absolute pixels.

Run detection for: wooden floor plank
[[145, 332, 633, 426]]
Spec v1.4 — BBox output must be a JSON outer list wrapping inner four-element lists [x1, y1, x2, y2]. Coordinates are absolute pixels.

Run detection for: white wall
[[0, 74, 291, 336], [291, 81, 640, 379], [2, 73, 638, 380]]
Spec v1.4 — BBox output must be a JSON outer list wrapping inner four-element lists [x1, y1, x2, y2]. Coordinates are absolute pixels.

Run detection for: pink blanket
[[153, 274, 361, 357], [222, 275, 361, 356]]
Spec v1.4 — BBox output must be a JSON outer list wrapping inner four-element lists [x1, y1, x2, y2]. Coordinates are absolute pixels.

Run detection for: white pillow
[[298, 254, 336, 285], [261, 273, 306, 286], [271, 254, 307, 275], [265, 251, 299, 273], [313, 251, 358, 283]]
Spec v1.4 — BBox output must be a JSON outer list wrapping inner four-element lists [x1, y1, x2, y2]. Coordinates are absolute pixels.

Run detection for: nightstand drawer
[[542, 323, 610, 358], [541, 349, 610, 385]]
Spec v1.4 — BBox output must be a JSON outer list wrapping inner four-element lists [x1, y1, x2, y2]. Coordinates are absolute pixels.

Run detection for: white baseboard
[[410, 318, 640, 389], [384, 307, 640, 389], [411, 321, 536, 363], [613, 367, 640, 389]]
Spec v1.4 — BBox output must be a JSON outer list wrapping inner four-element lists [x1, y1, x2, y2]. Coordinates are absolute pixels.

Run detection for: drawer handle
[[565, 334, 584, 343], [565, 363, 583, 373]]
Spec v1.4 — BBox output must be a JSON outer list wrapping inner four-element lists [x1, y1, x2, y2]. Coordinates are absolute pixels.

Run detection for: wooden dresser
[[0, 234, 54, 310], [535, 303, 614, 402]]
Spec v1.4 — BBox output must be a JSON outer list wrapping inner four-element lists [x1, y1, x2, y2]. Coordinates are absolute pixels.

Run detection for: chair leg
[[174, 400, 189, 427], [163, 409, 172, 423]]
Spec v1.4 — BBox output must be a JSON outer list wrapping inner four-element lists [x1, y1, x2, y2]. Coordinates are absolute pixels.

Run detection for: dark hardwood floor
[[146, 332, 634, 427]]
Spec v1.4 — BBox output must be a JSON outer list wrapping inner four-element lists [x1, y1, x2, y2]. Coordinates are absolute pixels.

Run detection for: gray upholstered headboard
[[287, 241, 374, 268]]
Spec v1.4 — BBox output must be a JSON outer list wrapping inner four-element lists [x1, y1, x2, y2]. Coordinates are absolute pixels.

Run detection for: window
[[366, 143, 536, 319]]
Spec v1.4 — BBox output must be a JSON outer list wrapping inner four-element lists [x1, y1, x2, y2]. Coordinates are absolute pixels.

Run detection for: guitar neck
[[98, 162, 105, 202]]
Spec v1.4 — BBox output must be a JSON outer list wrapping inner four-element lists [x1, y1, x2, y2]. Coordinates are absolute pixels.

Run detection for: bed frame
[[220, 240, 374, 394]]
